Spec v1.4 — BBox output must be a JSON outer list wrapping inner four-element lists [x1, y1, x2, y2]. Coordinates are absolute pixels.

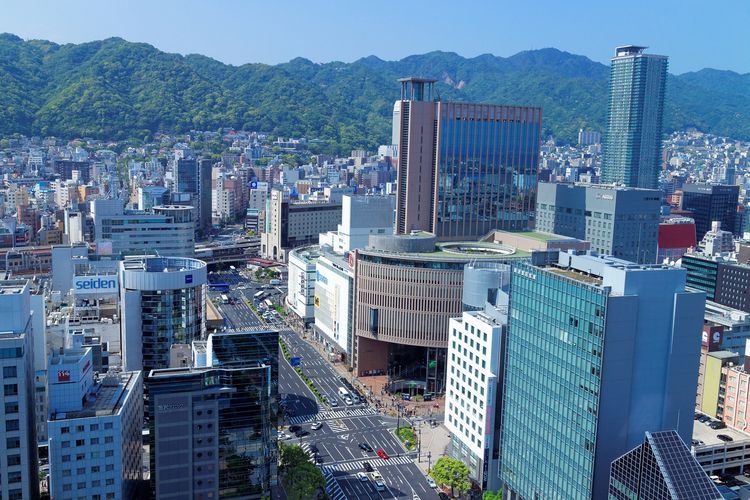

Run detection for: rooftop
[[547, 267, 603, 285], [53, 371, 140, 420]]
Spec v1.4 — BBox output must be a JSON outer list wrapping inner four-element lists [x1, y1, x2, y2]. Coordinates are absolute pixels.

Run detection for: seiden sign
[[73, 276, 118, 295]]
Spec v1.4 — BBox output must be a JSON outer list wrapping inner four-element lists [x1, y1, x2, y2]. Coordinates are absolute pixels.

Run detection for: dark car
[[309, 444, 319, 454], [288, 425, 301, 433], [363, 462, 374, 472], [698, 415, 712, 423], [315, 455, 324, 464], [295, 430, 310, 438], [710, 421, 727, 430], [717, 434, 733, 442], [694, 412, 702, 420], [438, 493, 450, 500], [359, 443, 373, 452]]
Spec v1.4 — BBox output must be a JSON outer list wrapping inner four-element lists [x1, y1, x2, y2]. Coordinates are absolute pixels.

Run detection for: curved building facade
[[353, 234, 526, 393], [120, 256, 208, 372]]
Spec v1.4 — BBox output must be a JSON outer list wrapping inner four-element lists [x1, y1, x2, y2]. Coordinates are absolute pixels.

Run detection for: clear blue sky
[[2, 0, 747, 74]]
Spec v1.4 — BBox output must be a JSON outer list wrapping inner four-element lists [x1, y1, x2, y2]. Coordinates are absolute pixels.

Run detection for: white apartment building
[[47, 346, 142, 500], [0, 279, 39, 500], [287, 246, 320, 324], [313, 251, 354, 362]]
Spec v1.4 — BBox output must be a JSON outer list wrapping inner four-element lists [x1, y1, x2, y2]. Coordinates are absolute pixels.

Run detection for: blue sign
[[290, 357, 301, 367], [185, 274, 193, 284], [73, 275, 118, 294], [248, 181, 258, 189]]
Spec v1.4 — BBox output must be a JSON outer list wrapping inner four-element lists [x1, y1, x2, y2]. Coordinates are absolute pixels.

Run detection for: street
[[209, 269, 440, 499]]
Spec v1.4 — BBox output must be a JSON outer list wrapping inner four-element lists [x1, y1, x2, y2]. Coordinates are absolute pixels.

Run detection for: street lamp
[[417, 425, 421, 460], [427, 451, 432, 474]]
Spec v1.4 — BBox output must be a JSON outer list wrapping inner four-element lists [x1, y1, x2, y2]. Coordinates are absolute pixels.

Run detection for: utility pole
[[428, 451, 432, 473]]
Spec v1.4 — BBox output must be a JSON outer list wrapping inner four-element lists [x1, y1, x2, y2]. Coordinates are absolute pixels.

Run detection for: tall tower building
[[120, 256, 208, 372], [680, 183, 739, 241], [393, 78, 542, 240], [0, 279, 39, 500], [602, 46, 668, 189], [500, 251, 705, 499]]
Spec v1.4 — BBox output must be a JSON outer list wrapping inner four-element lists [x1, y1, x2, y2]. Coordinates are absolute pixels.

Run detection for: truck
[[221, 294, 229, 304]]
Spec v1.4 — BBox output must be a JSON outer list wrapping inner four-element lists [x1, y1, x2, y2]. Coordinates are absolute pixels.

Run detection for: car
[[277, 433, 291, 441], [311, 422, 323, 431], [427, 477, 437, 488], [377, 449, 390, 459], [357, 472, 369, 482], [373, 480, 386, 492], [344, 397, 353, 406], [710, 421, 727, 430], [369, 471, 382, 481], [309, 444, 319, 454], [423, 392, 433, 401], [314, 455, 324, 463], [363, 462, 374, 472], [717, 434, 733, 442], [329, 398, 338, 407], [402, 393, 411, 401], [295, 430, 310, 438], [359, 442, 374, 452], [351, 395, 361, 404], [288, 425, 301, 433], [698, 415, 712, 423], [438, 493, 450, 500]]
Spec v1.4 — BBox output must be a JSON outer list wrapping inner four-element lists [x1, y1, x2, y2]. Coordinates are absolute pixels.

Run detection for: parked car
[[359, 443, 373, 452], [427, 477, 437, 488], [377, 449, 390, 459], [710, 421, 727, 430], [698, 415, 712, 423], [402, 393, 411, 401], [311, 422, 323, 431], [717, 434, 733, 442], [363, 462, 374, 472]]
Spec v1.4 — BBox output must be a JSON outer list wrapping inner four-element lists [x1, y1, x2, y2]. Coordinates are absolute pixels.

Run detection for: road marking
[[338, 433, 350, 440]]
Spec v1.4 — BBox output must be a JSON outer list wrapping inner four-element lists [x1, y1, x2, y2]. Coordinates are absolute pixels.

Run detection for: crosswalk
[[287, 407, 377, 425], [321, 466, 348, 500], [327, 455, 415, 471], [299, 442, 315, 461], [328, 419, 348, 432]]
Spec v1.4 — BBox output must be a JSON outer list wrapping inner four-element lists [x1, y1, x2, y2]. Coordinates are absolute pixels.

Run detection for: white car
[[427, 477, 437, 488], [311, 422, 323, 430], [374, 480, 386, 492], [357, 472, 369, 482], [329, 398, 338, 407], [344, 397, 353, 406]]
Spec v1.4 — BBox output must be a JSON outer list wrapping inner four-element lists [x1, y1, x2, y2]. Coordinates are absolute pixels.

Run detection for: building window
[[3, 366, 17, 378], [6, 419, 19, 431], [4, 383, 18, 396]]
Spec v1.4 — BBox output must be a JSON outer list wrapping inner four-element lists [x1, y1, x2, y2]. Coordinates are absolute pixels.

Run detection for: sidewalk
[[413, 420, 451, 474]]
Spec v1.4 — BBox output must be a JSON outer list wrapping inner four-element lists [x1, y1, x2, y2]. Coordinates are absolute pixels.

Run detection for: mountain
[[1, 34, 749, 152]]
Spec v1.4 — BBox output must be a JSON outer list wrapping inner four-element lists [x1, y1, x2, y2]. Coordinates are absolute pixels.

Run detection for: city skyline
[[0, 0, 748, 75]]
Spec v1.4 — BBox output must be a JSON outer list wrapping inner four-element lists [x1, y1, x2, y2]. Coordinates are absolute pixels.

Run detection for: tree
[[278, 443, 325, 500], [483, 490, 502, 500], [429, 456, 471, 497], [278, 442, 308, 470]]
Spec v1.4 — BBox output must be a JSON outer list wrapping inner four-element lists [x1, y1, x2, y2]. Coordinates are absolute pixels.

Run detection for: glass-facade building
[[120, 257, 208, 372], [501, 252, 705, 499], [393, 78, 542, 241], [147, 331, 279, 499], [602, 46, 667, 190], [609, 431, 721, 499], [681, 183, 740, 240]]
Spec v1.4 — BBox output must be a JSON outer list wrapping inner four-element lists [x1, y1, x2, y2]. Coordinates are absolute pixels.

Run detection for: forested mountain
[[1, 33, 749, 152]]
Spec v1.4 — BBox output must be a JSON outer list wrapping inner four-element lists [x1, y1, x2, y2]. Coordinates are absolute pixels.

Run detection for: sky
[[2, 0, 748, 75]]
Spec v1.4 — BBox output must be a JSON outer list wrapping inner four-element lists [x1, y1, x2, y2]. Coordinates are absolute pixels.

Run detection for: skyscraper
[[680, 183, 739, 241], [393, 78, 542, 240], [602, 46, 668, 189], [500, 251, 705, 499]]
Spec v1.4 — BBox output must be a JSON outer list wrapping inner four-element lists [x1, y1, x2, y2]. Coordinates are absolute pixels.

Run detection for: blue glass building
[[393, 78, 542, 240], [501, 251, 705, 499], [602, 46, 667, 190]]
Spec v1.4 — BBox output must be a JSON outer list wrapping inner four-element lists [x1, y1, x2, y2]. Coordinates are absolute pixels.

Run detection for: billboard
[[702, 325, 724, 352], [73, 275, 119, 295]]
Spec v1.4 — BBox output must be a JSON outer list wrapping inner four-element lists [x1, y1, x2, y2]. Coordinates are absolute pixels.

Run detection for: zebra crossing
[[287, 407, 377, 425], [321, 466, 348, 500], [299, 442, 315, 461], [327, 455, 415, 471], [328, 419, 348, 432]]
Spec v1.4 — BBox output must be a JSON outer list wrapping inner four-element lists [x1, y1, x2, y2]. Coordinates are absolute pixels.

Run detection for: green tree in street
[[278, 442, 326, 499], [483, 490, 502, 500], [429, 456, 471, 497]]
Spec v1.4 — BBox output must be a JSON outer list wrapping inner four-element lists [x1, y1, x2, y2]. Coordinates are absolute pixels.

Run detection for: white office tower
[[445, 263, 510, 492], [318, 194, 395, 255], [0, 279, 39, 499], [47, 346, 143, 500]]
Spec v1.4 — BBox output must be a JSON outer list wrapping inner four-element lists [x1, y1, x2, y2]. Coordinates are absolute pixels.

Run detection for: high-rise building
[[120, 256, 208, 372], [199, 158, 213, 237], [602, 46, 668, 189], [392, 77, 542, 240], [681, 183, 739, 241], [536, 182, 662, 264], [609, 431, 721, 499], [501, 251, 705, 499], [147, 330, 279, 499], [47, 346, 143, 500], [0, 279, 38, 500]]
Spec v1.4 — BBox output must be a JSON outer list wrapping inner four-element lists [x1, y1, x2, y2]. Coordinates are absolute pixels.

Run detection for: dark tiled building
[[681, 183, 739, 241]]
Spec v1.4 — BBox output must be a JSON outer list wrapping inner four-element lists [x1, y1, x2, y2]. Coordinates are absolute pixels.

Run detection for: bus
[[209, 283, 230, 292], [338, 387, 350, 399], [253, 291, 265, 300], [221, 294, 229, 304]]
